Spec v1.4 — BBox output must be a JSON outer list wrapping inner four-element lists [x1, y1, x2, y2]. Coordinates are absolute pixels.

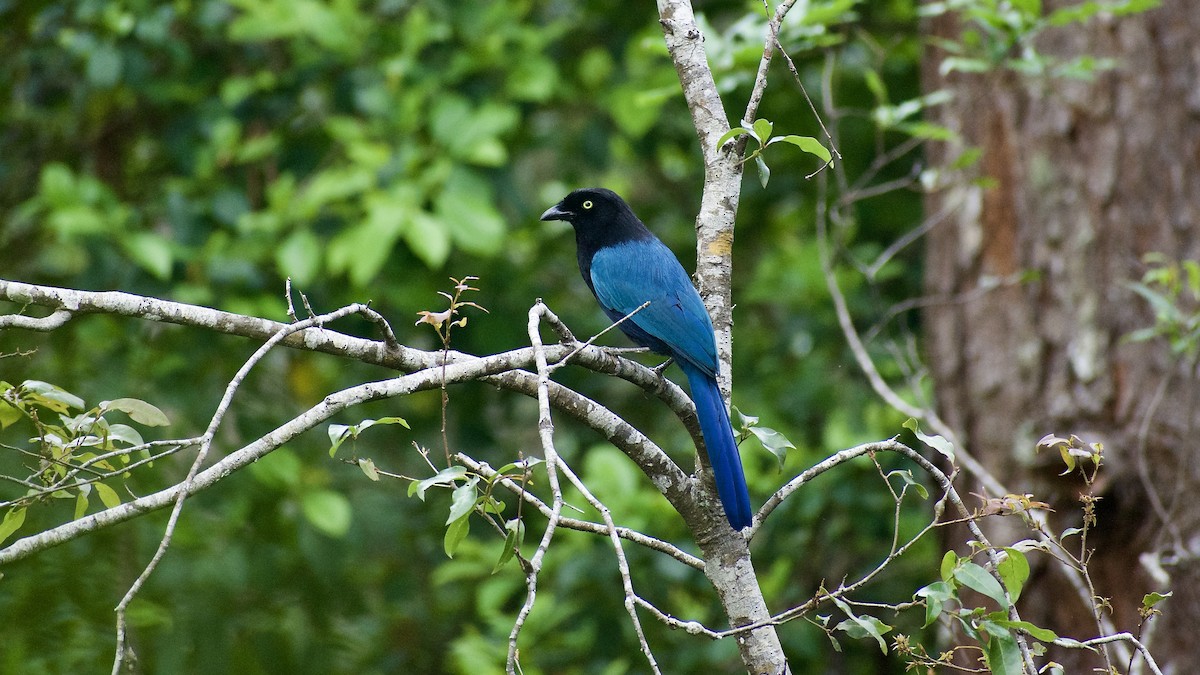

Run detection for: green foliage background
[[1, 0, 934, 672]]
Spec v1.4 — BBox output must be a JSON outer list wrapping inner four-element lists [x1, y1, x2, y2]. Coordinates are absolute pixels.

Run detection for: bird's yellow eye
[[582, 200, 593, 209]]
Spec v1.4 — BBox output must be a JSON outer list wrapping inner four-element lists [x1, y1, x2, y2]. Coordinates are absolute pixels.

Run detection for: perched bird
[[541, 188, 752, 530]]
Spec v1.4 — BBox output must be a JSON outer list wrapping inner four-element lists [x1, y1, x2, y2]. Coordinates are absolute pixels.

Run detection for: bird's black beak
[[540, 203, 573, 222]]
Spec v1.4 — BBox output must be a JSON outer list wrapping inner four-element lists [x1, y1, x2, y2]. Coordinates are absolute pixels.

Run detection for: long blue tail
[[680, 362, 752, 530]]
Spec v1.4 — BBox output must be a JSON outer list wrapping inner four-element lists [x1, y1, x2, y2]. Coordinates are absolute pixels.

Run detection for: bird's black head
[[539, 187, 628, 226], [540, 188, 651, 248]]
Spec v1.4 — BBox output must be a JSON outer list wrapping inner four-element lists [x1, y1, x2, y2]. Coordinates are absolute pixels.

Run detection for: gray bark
[[659, 1, 787, 671], [921, 1, 1200, 670]]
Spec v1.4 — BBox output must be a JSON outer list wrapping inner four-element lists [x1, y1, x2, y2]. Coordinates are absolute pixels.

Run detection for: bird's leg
[[651, 357, 674, 377]]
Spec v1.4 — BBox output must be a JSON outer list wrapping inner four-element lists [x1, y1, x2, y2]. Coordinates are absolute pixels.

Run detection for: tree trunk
[[921, 1, 1200, 671]]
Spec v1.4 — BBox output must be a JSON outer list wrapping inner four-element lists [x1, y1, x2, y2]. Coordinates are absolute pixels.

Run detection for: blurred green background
[[0, 0, 934, 672]]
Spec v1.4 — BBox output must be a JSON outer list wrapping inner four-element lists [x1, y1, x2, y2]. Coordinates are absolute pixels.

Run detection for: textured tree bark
[[921, 0, 1200, 671], [658, 2, 787, 672], [658, 0, 742, 399]]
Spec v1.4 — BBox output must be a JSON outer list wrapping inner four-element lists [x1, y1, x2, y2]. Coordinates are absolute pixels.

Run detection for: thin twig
[[0, 309, 73, 330], [110, 302, 371, 674], [0, 333, 685, 566], [459, 454, 703, 570], [0, 280, 698, 444], [741, 0, 799, 128], [2, 440, 198, 509], [551, 454, 661, 673], [768, 29, 841, 173], [545, 301, 651, 374], [1055, 633, 1164, 675], [285, 278, 298, 322], [507, 302, 568, 674]]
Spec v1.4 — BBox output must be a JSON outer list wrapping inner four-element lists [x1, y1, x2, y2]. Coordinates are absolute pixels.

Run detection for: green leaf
[[1060, 526, 1083, 539], [103, 398, 171, 426], [798, 0, 858, 25], [952, 611, 982, 642], [125, 598, 174, 629], [939, 56, 992, 75], [989, 617, 1058, 642], [954, 562, 1009, 607], [234, 132, 280, 164], [507, 55, 558, 102], [863, 69, 887, 105], [276, 230, 323, 286], [22, 380, 85, 412], [123, 232, 174, 280], [302, 489, 352, 537], [443, 513, 469, 558], [940, 550, 958, 581], [732, 405, 759, 430], [1010, 0, 1041, 18], [746, 425, 795, 470], [1183, 261, 1200, 296], [997, 548, 1030, 603], [1143, 591, 1172, 609], [327, 204, 406, 287], [410, 465, 468, 500], [437, 168, 506, 256], [1045, 0, 1159, 26], [446, 478, 479, 525], [751, 118, 774, 144], [832, 597, 891, 653], [0, 399, 22, 429], [903, 418, 955, 460], [328, 424, 352, 457], [771, 135, 833, 164], [492, 518, 524, 574], [429, 96, 518, 165], [0, 507, 27, 545], [1127, 282, 1179, 321], [983, 628, 1023, 675], [94, 482, 122, 510], [106, 423, 145, 447], [404, 212, 451, 269], [716, 126, 750, 149], [358, 458, 380, 482], [1042, 663, 1066, 675], [294, 166, 374, 217], [914, 580, 954, 627], [39, 163, 77, 207], [248, 448, 302, 489], [47, 204, 106, 236], [74, 490, 89, 520], [480, 495, 505, 515], [754, 155, 771, 188], [887, 469, 929, 500], [895, 121, 958, 142]]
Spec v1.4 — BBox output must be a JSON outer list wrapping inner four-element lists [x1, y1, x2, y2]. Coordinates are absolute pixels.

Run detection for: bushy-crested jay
[[541, 188, 752, 530]]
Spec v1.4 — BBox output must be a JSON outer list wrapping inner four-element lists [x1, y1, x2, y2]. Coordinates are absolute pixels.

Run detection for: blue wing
[[589, 240, 719, 377], [589, 238, 751, 530]]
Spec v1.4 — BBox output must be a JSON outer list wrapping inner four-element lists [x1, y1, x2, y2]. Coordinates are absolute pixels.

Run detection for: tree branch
[[657, 0, 743, 397], [507, 303, 571, 674], [0, 320, 687, 564], [113, 301, 372, 673], [0, 309, 73, 330], [0, 279, 707, 449]]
